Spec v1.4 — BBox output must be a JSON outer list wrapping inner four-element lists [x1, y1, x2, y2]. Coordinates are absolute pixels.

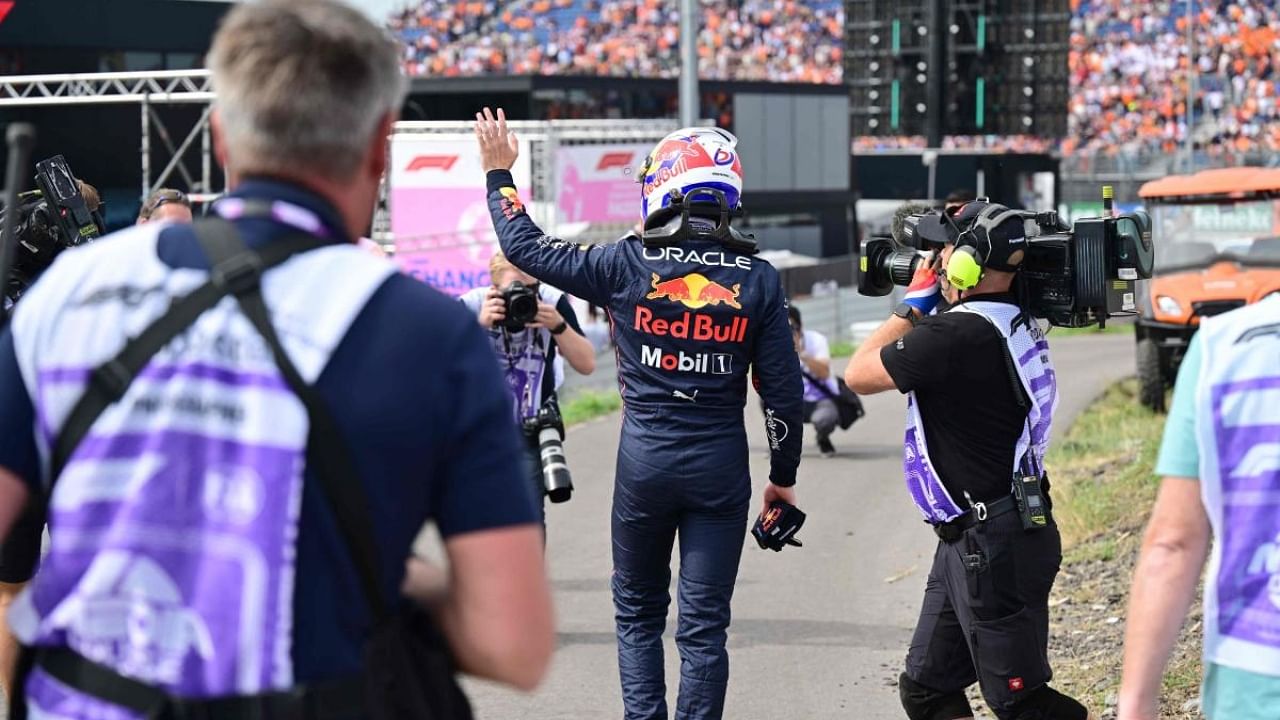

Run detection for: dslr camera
[[501, 280, 540, 332], [859, 198, 1155, 328], [1, 155, 104, 302], [523, 402, 573, 503]]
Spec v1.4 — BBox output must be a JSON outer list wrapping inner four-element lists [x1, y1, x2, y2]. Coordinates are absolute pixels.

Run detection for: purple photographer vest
[[1195, 295, 1280, 676], [7, 203, 395, 717], [902, 302, 1058, 523]]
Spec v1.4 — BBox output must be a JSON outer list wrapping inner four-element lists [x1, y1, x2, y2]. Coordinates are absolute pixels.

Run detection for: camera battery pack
[[1013, 474, 1048, 531]]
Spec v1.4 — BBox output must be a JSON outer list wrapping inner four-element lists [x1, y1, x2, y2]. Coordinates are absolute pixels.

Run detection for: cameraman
[[460, 251, 596, 524], [845, 201, 1089, 720], [0, 175, 102, 698]]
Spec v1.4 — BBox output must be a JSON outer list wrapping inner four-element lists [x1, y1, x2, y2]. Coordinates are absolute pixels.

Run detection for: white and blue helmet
[[639, 127, 744, 227]]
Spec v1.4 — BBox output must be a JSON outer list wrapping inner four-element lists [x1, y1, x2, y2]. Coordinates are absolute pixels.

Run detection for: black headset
[[946, 202, 1028, 290]]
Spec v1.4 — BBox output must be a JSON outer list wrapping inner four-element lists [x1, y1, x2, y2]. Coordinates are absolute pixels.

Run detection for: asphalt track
[[459, 332, 1136, 720]]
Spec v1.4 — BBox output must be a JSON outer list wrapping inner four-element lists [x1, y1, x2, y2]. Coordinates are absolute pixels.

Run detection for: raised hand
[[474, 107, 519, 172]]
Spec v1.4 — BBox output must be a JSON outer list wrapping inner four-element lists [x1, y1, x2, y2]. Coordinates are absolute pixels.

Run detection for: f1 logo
[[405, 155, 459, 172], [596, 152, 635, 171]]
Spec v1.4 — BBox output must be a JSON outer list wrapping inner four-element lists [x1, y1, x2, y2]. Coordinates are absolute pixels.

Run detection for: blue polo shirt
[[0, 179, 538, 683]]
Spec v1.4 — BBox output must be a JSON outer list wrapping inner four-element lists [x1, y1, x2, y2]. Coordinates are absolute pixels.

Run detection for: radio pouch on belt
[[1012, 473, 1049, 530], [19, 219, 472, 720]]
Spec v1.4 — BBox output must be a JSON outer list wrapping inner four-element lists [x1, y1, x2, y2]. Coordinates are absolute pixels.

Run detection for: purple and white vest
[[1195, 295, 1280, 676], [902, 301, 1058, 523], [7, 217, 395, 717]]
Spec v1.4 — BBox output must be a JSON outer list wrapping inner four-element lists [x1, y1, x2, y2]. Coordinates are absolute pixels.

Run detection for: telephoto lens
[[538, 424, 573, 503]]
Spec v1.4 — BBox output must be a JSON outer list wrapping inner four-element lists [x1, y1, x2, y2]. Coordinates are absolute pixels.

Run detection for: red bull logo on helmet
[[645, 272, 742, 310], [641, 140, 712, 200]]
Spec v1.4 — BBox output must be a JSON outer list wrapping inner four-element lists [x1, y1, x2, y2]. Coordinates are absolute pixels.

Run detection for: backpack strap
[[50, 224, 328, 482], [193, 219, 388, 620], [33, 646, 367, 720]]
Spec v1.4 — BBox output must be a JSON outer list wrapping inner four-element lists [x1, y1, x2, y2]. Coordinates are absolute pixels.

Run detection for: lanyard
[[501, 328, 546, 418], [213, 197, 336, 239]]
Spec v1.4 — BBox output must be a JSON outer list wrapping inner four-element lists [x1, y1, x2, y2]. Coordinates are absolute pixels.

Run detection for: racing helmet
[[639, 127, 743, 229]]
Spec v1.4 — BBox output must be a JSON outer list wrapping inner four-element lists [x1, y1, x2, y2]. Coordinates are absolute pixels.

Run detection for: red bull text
[[633, 306, 748, 343]]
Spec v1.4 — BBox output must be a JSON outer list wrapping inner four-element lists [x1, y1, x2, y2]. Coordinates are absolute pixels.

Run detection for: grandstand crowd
[[1067, 0, 1280, 160], [389, 0, 843, 83], [387, 0, 1280, 160]]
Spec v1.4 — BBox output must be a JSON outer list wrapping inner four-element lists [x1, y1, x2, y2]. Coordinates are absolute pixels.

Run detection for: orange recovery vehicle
[[1136, 167, 1280, 411]]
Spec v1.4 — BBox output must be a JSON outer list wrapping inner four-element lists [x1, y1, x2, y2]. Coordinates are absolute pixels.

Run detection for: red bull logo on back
[[645, 273, 742, 310]]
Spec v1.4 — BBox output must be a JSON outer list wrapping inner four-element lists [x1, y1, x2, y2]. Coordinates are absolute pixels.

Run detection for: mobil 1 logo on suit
[[640, 345, 733, 375]]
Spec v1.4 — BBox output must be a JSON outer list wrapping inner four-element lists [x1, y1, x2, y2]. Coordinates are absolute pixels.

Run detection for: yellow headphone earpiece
[[946, 245, 984, 290]]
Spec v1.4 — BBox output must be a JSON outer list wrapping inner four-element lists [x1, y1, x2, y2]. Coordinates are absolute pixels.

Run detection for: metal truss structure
[[0, 70, 216, 201], [0, 72, 683, 243], [389, 119, 682, 243]]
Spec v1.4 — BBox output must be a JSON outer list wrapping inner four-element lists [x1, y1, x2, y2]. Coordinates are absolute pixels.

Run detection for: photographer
[[136, 187, 193, 225], [845, 201, 1090, 720], [460, 251, 596, 524], [2, 176, 104, 307], [0, 170, 102, 698], [787, 306, 839, 457]]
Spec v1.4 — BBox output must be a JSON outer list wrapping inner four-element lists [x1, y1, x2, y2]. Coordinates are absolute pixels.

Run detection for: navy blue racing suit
[[486, 170, 803, 719]]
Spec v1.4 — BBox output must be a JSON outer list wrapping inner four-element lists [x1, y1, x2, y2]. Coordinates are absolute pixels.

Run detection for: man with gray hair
[[0, 1, 553, 717]]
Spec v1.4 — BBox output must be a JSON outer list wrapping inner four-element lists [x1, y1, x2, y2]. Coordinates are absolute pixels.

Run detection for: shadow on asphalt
[[727, 618, 908, 649], [551, 577, 612, 593], [556, 618, 906, 651]]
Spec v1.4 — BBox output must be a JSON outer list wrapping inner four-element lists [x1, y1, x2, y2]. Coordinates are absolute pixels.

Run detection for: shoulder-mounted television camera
[[1, 155, 104, 302], [859, 199, 1155, 328]]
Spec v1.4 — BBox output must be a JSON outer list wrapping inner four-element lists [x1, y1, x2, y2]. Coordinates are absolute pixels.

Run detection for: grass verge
[[1046, 320, 1136, 339], [1037, 379, 1203, 718], [829, 340, 858, 358], [561, 389, 622, 427], [1048, 379, 1165, 547]]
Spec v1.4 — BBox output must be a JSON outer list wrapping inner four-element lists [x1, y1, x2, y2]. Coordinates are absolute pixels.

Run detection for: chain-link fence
[[792, 284, 896, 346], [1060, 149, 1280, 205]]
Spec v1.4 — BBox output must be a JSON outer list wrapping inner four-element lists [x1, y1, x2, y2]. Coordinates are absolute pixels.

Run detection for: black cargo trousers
[[902, 509, 1073, 720]]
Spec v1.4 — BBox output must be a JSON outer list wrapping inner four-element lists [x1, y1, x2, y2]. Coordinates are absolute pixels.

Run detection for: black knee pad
[[898, 672, 973, 720], [1000, 685, 1088, 720]]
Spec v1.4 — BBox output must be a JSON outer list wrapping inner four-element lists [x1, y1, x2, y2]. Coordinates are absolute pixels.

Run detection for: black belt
[[31, 647, 368, 720], [931, 494, 1019, 542]]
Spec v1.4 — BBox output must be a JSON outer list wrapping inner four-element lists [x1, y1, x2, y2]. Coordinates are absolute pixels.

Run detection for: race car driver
[[475, 108, 803, 720]]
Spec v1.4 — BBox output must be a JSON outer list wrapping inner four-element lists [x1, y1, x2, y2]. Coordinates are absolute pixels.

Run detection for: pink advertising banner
[[389, 133, 532, 295], [556, 143, 652, 226]]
